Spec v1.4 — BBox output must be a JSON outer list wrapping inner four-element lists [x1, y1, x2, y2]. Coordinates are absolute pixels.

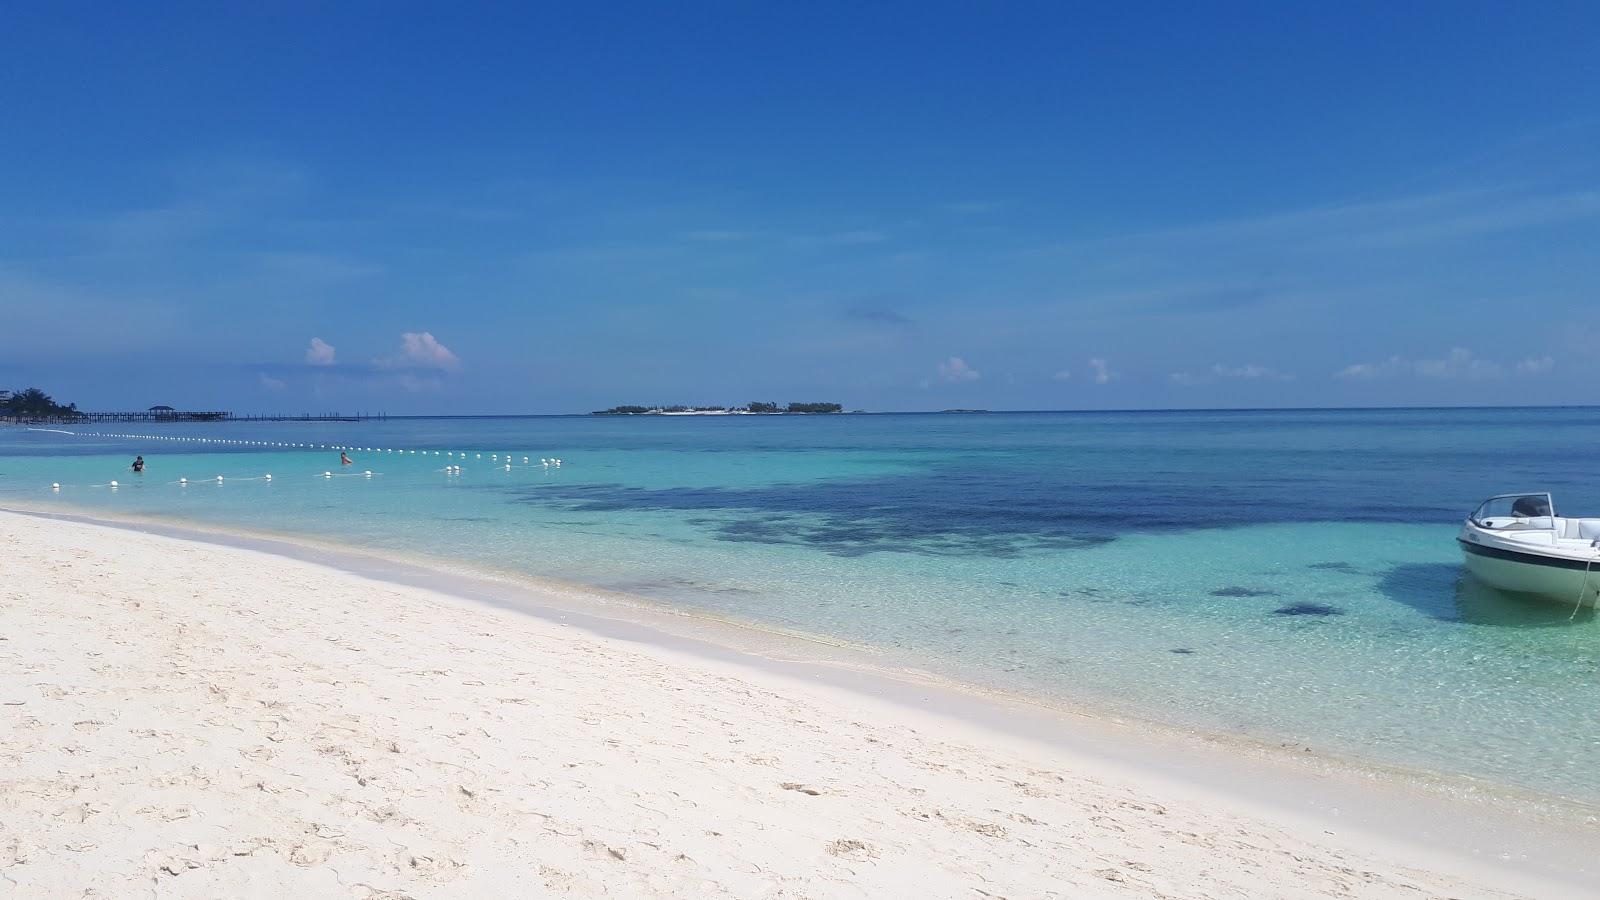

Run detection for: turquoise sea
[[4, 408, 1599, 809]]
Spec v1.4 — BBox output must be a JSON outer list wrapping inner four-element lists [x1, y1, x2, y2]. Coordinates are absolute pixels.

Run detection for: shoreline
[[3, 499, 1597, 820], [2, 503, 1596, 895]]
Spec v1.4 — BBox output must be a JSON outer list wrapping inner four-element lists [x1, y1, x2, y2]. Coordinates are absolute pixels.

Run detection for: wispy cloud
[[827, 230, 888, 245], [81, 158, 311, 253], [257, 372, 286, 391], [248, 251, 382, 284], [1414, 348, 1502, 380], [1335, 347, 1553, 381], [393, 373, 443, 393], [305, 337, 336, 366], [944, 202, 1002, 215], [1515, 356, 1555, 375], [1052, 369, 1072, 381], [843, 302, 915, 328], [1058, 185, 1600, 259], [680, 230, 754, 242], [787, 229, 891, 250], [1087, 358, 1115, 384], [1333, 356, 1410, 380], [1170, 363, 1293, 386]]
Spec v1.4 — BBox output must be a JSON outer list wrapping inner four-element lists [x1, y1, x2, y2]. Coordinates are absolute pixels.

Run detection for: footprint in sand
[[825, 839, 877, 861]]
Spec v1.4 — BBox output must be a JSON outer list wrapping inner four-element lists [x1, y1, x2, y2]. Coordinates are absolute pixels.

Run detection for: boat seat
[[1572, 518, 1600, 541], [1488, 516, 1600, 539]]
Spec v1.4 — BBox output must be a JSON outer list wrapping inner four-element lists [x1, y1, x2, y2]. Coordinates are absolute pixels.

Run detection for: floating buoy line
[[36, 429, 564, 492]]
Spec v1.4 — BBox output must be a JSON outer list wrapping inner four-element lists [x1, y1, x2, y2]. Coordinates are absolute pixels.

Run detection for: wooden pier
[[6, 411, 386, 424]]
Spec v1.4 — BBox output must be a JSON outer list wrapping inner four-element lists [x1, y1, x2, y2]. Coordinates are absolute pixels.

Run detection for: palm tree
[[3, 387, 81, 420]]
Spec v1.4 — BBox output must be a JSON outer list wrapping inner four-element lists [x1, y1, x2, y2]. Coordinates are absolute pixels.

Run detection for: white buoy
[[505, 463, 512, 470], [216, 475, 224, 482], [265, 474, 273, 481], [179, 477, 187, 485], [109, 480, 118, 487], [323, 471, 332, 478], [523, 456, 529, 463], [51, 482, 60, 490], [364, 470, 373, 477]]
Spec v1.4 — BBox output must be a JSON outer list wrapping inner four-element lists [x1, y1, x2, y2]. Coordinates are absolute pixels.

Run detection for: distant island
[[939, 409, 991, 414], [592, 402, 844, 416], [1, 387, 82, 422]]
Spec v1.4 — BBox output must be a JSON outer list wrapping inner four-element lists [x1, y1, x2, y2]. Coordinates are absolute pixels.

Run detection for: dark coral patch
[[1273, 603, 1344, 617], [1210, 586, 1280, 598]]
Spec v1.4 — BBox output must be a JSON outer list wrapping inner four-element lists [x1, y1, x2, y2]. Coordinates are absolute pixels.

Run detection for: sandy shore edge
[[1, 508, 1593, 897]]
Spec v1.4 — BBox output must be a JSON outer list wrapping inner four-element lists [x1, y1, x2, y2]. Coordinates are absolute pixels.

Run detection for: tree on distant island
[[590, 401, 843, 415], [1, 387, 82, 421], [784, 402, 842, 414]]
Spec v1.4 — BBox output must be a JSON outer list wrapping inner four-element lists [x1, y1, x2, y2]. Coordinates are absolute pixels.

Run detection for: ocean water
[[4, 408, 1600, 808]]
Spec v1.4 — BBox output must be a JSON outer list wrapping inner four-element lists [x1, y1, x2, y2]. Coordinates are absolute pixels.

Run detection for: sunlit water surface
[[4, 409, 1598, 806]]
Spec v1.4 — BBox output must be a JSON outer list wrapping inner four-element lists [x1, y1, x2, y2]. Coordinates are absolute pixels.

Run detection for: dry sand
[[0, 510, 1585, 898]]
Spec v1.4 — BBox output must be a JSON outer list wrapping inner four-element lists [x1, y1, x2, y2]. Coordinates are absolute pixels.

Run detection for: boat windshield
[[1470, 493, 1556, 527]]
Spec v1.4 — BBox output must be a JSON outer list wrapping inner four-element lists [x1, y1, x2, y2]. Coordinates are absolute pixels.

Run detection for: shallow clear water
[[4, 409, 1599, 806]]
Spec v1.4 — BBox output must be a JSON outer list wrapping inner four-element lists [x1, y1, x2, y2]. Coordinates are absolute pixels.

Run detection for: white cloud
[[937, 356, 981, 383], [1052, 369, 1073, 381], [1335, 348, 1552, 381], [257, 372, 286, 391], [1515, 355, 1555, 375], [1088, 358, 1115, 384], [394, 331, 460, 371], [305, 337, 336, 366]]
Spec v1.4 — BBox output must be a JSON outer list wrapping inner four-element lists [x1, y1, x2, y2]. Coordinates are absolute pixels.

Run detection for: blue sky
[[2, 2, 1596, 413]]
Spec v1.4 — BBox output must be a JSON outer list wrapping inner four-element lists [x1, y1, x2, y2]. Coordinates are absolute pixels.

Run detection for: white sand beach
[[0, 509, 1590, 898]]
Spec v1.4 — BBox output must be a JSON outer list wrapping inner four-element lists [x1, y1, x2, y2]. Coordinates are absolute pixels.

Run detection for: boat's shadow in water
[[1379, 563, 1596, 627]]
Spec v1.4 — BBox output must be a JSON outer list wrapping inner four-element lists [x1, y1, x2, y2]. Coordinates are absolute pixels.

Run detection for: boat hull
[[1458, 540, 1600, 608]]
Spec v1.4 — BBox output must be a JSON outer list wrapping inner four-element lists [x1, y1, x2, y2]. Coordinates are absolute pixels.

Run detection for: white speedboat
[[1458, 493, 1600, 608]]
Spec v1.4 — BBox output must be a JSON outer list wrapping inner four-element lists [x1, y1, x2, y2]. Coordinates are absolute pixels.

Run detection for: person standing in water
[[131, 456, 144, 473], [340, 451, 353, 466]]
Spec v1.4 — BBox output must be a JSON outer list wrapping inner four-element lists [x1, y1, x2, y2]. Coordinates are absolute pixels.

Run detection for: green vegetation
[[783, 402, 842, 414], [1, 387, 82, 421], [591, 401, 844, 415]]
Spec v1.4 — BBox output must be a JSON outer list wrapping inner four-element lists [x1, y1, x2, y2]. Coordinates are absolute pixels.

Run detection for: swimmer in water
[[340, 451, 353, 466], [131, 455, 144, 473]]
